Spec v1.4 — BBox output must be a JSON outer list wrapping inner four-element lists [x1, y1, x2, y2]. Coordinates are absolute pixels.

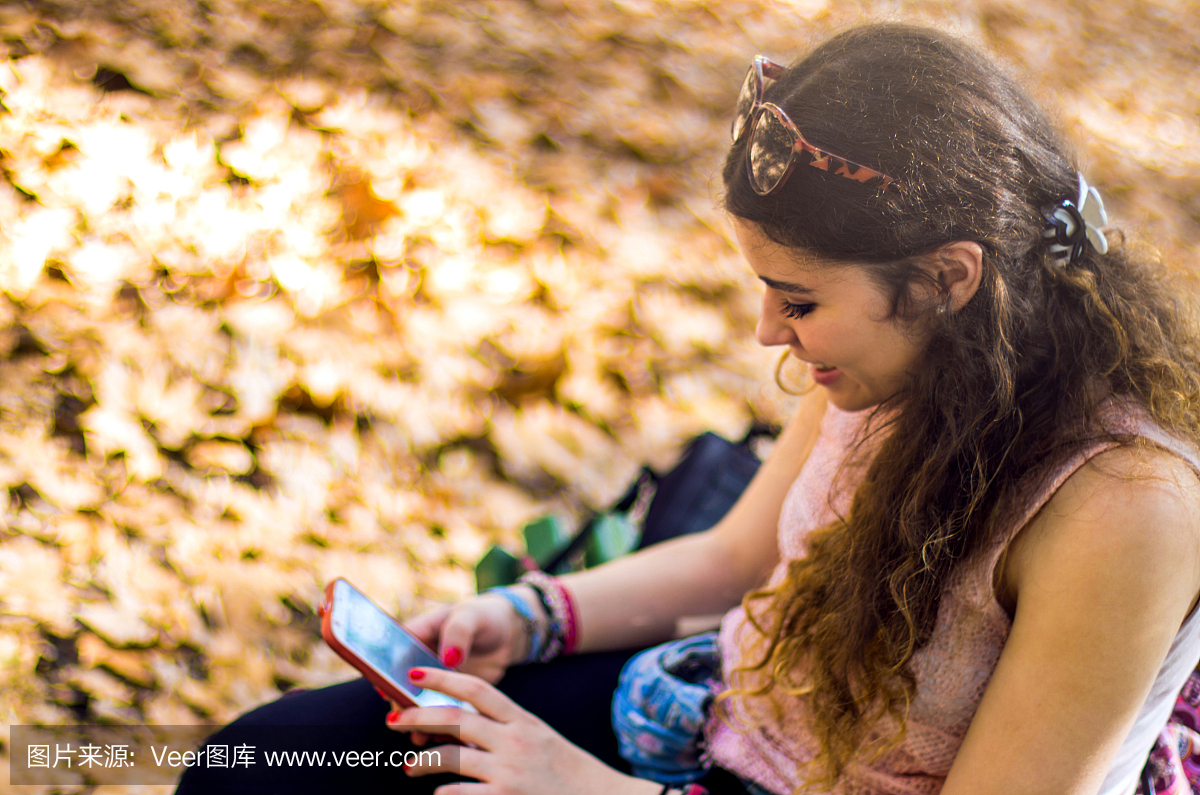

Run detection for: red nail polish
[[442, 646, 463, 667], [374, 686, 388, 700], [409, 668, 425, 681], [386, 709, 400, 723]]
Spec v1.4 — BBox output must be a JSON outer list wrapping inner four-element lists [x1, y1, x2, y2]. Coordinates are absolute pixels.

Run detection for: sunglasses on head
[[732, 56, 900, 196]]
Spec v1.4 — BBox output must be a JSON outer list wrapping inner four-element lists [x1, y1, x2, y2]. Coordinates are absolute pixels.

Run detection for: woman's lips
[[810, 364, 840, 386]]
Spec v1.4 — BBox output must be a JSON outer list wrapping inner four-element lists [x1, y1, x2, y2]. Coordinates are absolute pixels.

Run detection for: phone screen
[[329, 580, 473, 711]]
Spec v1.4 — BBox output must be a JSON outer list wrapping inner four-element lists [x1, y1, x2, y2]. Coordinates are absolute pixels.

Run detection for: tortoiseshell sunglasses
[[732, 56, 900, 195]]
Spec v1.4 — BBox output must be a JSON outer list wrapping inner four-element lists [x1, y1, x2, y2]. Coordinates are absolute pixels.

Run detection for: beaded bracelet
[[520, 578, 566, 662], [523, 572, 578, 657], [485, 586, 547, 666], [517, 570, 580, 660]]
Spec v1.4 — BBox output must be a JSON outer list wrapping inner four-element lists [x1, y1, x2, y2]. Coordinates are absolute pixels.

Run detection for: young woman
[[176, 23, 1200, 795]]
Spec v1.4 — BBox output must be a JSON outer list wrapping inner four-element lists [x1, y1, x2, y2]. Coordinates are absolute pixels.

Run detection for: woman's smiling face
[[734, 219, 929, 412]]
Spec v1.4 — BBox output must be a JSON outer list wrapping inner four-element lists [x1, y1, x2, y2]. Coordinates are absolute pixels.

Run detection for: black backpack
[[475, 424, 776, 591]]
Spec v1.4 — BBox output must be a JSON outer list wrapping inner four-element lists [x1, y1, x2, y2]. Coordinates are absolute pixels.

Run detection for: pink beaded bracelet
[[517, 570, 580, 660], [557, 577, 579, 655]]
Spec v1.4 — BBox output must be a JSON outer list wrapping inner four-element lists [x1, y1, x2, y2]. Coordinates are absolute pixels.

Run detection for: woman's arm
[[412, 387, 827, 676], [941, 445, 1200, 795], [558, 386, 829, 654]]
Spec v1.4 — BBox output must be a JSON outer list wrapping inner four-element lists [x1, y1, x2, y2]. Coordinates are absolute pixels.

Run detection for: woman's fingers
[[408, 667, 523, 723], [388, 702, 497, 751], [403, 744, 490, 783], [422, 784, 488, 795], [388, 668, 528, 750], [386, 698, 428, 745], [436, 611, 483, 668], [403, 607, 450, 651]]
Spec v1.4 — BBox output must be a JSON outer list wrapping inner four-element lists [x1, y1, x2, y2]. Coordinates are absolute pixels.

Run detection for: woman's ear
[[927, 241, 984, 313]]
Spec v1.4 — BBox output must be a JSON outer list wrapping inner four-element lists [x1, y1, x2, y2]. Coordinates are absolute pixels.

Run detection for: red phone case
[[319, 578, 473, 750], [318, 577, 430, 709]]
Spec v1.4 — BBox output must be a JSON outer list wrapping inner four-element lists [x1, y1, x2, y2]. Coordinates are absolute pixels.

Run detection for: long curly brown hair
[[716, 23, 1200, 789]]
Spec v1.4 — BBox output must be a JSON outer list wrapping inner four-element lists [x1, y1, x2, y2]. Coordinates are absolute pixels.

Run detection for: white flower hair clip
[[1042, 172, 1109, 266]]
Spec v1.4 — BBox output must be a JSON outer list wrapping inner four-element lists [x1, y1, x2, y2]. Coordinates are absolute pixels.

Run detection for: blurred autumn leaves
[[0, 0, 1197, 777], [0, 0, 797, 743]]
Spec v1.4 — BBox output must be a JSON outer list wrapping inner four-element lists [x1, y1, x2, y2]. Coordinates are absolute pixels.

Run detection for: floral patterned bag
[[611, 631, 723, 785], [1137, 666, 1200, 795]]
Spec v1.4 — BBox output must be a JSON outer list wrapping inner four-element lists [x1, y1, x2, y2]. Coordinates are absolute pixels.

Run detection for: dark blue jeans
[[173, 647, 752, 794]]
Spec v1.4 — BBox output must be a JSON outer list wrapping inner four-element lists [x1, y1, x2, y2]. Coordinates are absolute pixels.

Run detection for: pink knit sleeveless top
[[702, 396, 1200, 795]]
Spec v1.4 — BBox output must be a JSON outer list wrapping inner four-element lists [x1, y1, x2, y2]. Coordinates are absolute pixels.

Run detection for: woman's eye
[[780, 297, 816, 319]]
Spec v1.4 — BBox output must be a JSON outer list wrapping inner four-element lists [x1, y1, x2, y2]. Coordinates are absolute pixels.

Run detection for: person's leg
[[173, 677, 457, 793], [174, 649, 639, 794]]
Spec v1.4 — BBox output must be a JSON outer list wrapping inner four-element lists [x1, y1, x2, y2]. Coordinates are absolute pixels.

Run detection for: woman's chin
[[822, 380, 879, 413]]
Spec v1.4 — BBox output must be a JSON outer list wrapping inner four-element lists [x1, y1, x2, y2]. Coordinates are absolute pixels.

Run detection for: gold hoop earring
[[775, 350, 817, 396]]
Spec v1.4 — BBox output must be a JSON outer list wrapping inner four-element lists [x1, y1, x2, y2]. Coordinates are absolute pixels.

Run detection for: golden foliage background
[[0, 0, 1196, 789]]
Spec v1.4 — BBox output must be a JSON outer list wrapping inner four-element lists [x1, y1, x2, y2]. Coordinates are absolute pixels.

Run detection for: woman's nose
[[756, 293, 797, 347]]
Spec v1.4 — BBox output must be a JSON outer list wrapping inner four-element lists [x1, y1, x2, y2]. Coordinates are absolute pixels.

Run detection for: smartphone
[[319, 578, 476, 713]]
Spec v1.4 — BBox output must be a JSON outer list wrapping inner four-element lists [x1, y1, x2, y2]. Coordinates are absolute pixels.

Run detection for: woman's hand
[[387, 666, 660, 795], [399, 589, 541, 749], [403, 592, 532, 684]]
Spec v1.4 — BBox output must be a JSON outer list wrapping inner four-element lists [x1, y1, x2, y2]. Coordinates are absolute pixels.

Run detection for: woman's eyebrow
[[759, 275, 815, 294]]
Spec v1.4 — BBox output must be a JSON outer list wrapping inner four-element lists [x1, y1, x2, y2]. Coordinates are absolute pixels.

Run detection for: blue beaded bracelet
[[486, 586, 546, 666]]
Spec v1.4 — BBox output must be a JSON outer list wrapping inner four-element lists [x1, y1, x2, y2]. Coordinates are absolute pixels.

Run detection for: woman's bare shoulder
[[1003, 442, 1200, 618], [946, 443, 1200, 795], [1041, 443, 1200, 547]]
